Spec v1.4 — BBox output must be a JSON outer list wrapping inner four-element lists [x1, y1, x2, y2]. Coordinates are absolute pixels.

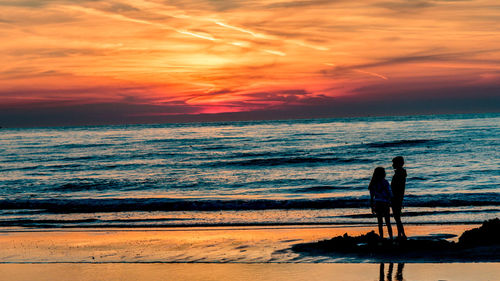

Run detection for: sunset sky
[[1, 0, 499, 126]]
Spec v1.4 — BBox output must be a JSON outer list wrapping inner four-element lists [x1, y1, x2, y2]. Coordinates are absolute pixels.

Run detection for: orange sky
[[1, 0, 499, 126]]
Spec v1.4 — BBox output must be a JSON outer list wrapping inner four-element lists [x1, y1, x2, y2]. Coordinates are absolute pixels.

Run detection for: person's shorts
[[375, 201, 390, 216]]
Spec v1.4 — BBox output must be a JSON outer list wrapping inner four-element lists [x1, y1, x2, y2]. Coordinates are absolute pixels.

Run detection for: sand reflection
[[379, 263, 404, 281]]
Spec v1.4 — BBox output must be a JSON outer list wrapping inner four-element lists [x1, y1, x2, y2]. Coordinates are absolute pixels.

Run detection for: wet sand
[[0, 224, 480, 263], [1, 224, 498, 281]]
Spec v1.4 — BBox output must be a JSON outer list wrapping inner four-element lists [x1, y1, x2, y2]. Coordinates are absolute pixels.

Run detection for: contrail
[[61, 5, 291, 57], [177, 30, 215, 41], [262, 49, 286, 56], [61, 5, 216, 42], [355, 69, 388, 80], [214, 21, 261, 38], [214, 20, 328, 51]]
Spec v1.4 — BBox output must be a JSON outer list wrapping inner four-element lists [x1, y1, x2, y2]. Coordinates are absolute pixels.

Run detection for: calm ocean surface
[[0, 113, 498, 228]]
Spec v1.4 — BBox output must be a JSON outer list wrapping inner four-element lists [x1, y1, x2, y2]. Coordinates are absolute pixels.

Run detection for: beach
[[1, 225, 331, 263], [0, 224, 482, 263], [1, 224, 499, 281]]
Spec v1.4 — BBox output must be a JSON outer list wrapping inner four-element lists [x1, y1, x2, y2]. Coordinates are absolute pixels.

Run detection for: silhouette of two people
[[369, 156, 407, 240]]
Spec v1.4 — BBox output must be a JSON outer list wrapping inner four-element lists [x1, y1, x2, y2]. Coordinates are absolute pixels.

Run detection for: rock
[[458, 218, 500, 247]]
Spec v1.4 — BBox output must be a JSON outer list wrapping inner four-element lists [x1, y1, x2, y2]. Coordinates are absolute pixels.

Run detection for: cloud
[[264, 0, 343, 9], [0, 102, 201, 127], [100, 2, 140, 13], [0, 0, 49, 7], [1, 81, 499, 127], [147, 0, 257, 12], [321, 49, 500, 78], [375, 1, 435, 12], [0, 0, 102, 8], [4, 47, 110, 59], [0, 67, 67, 80]]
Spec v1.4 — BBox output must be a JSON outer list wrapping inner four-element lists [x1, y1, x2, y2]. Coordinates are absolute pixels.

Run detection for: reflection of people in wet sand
[[369, 167, 393, 240], [379, 263, 405, 281], [391, 156, 407, 240], [395, 263, 404, 281]]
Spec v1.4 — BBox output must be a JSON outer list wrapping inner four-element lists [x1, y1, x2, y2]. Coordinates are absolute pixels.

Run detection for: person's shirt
[[391, 168, 407, 204], [370, 179, 393, 203]]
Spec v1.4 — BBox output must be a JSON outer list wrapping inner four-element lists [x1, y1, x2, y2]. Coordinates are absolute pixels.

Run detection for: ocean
[[0, 113, 498, 229]]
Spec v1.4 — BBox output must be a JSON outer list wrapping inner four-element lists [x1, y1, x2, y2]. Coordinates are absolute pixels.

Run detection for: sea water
[[0, 113, 498, 228]]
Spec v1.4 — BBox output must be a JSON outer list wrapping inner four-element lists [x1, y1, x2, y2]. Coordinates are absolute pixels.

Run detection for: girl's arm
[[386, 180, 393, 198]]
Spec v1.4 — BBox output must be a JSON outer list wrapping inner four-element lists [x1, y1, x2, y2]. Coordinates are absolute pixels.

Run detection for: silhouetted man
[[391, 156, 407, 240]]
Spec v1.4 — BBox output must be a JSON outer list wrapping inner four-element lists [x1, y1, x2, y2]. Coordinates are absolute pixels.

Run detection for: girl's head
[[371, 167, 386, 182]]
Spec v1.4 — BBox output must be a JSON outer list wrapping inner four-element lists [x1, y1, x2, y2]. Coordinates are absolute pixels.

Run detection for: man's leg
[[393, 206, 406, 238]]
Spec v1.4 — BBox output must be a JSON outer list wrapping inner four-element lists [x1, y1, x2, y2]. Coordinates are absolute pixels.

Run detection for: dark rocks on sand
[[458, 218, 500, 247], [292, 218, 500, 262]]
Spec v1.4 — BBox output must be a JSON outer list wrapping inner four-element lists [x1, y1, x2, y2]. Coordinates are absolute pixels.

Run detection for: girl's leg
[[384, 214, 393, 240], [377, 214, 384, 239]]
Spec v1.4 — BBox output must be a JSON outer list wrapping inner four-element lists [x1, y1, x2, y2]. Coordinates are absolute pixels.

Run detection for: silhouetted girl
[[369, 167, 393, 240]]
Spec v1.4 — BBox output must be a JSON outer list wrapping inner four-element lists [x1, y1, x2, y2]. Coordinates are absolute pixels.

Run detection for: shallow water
[[0, 113, 498, 228]]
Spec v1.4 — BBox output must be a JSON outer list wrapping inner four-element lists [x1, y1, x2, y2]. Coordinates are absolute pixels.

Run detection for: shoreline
[[0, 220, 489, 231]]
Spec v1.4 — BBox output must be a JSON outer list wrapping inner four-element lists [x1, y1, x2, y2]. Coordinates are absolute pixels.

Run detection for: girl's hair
[[369, 167, 386, 189]]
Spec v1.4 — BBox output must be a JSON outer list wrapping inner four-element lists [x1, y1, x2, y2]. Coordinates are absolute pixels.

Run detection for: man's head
[[392, 156, 404, 169]]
